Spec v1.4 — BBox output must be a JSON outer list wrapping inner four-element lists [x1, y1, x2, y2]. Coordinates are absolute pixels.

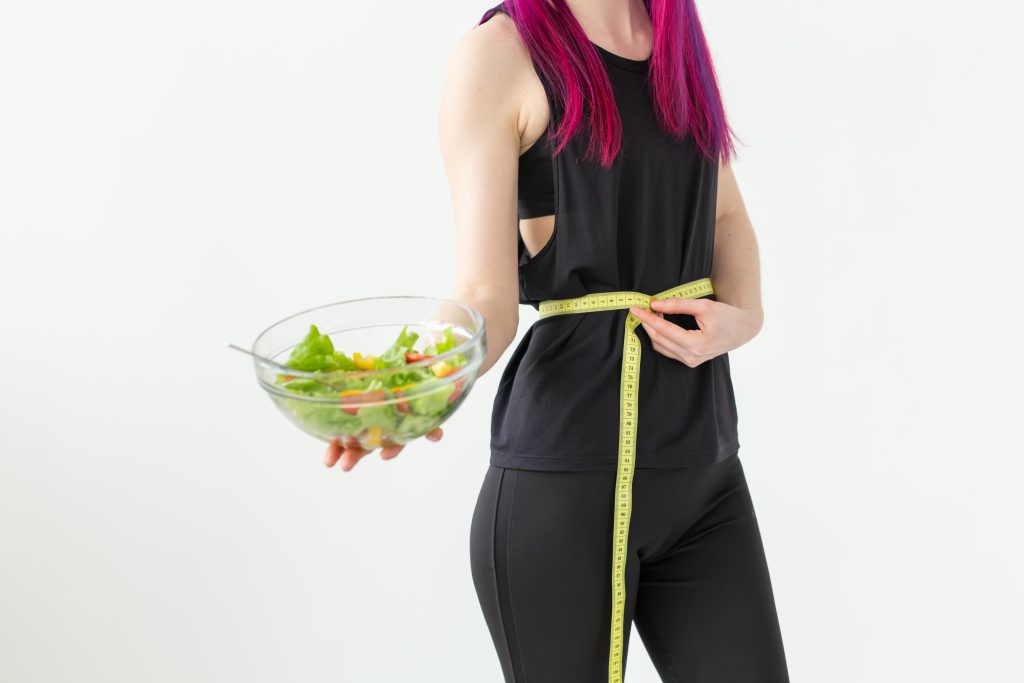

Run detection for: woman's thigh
[[632, 457, 790, 682], [468, 458, 789, 682], [469, 465, 633, 683]]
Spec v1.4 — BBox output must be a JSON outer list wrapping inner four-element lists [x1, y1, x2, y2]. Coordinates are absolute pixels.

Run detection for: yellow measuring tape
[[538, 276, 715, 683]]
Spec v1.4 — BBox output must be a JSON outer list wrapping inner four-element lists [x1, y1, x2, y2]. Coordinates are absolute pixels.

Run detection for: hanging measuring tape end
[[538, 276, 715, 683]]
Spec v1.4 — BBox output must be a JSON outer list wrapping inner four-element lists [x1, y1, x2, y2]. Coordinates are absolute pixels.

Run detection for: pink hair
[[480, 0, 737, 167]]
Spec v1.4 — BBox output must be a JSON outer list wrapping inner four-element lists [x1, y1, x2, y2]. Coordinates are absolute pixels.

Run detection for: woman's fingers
[[325, 427, 444, 471], [630, 306, 707, 358], [339, 446, 371, 472], [324, 437, 344, 467], [325, 436, 364, 468], [380, 445, 404, 461], [649, 297, 710, 317]]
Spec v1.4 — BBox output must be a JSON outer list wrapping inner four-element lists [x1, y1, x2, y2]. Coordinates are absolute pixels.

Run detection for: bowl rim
[[250, 294, 486, 380]]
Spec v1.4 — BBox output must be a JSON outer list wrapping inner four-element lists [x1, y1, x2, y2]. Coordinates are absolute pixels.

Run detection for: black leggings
[[469, 453, 789, 682]]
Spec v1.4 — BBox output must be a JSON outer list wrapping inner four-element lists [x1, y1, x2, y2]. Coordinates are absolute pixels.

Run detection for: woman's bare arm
[[439, 15, 529, 378], [322, 17, 530, 471], [710, 160, 764, 330]]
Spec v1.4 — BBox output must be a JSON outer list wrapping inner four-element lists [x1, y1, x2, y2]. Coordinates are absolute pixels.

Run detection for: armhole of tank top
[[706, 157, 721, 300], [479, 3, 559, 150], [517, 137, 559, 274], [519, 85, 559, 273]]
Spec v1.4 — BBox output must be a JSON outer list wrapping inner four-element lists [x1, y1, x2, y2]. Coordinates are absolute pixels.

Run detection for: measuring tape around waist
[[538, 276, 715, 683]]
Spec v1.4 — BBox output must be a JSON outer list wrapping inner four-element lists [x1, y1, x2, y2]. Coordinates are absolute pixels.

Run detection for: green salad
[[272, 324, 469, 447]]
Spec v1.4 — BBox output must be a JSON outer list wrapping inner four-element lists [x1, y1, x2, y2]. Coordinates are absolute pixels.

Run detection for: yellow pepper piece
[[365, 426, 382, 449], [352, 352, 377, 371], [430, 360, 455, 378]]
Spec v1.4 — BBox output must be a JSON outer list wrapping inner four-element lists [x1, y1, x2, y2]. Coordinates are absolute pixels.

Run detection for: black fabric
[[517, 126, 556, 220], [469, 454, 790, 682], [481, 2, 740, 472]]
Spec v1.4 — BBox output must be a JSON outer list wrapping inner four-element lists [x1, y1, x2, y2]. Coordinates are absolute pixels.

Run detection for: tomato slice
[[406, 351, 434, 363], [448, 377, 467, 404], [338, 389, 387, 415]]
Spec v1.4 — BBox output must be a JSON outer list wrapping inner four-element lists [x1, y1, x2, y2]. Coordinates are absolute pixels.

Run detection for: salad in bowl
[[250, 296, 485, 450]]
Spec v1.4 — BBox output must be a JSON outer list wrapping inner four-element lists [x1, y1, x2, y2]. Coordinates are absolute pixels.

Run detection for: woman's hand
[[628, 297, 763, 368], [324, 428, 444, 472]]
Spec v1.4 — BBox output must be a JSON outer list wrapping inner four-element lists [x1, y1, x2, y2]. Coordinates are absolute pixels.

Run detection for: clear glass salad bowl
[[251, 295, 486, 450]]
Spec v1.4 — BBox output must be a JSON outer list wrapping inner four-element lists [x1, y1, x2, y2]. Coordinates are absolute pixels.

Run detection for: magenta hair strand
[[479, 0, 736, 167]]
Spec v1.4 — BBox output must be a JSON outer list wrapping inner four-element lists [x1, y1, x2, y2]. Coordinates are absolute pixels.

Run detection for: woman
[[325, 0, 789, 680]]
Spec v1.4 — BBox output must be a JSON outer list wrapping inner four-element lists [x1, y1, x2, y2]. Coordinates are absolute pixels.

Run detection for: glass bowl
[[251, 295, 485, 449]]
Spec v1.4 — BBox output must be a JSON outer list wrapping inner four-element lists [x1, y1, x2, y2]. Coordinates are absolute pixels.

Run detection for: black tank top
[[481, 2, 740, 472]]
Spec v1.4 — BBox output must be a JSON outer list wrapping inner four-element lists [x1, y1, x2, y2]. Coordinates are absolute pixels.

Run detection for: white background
[[2, 1, 1022, 681]]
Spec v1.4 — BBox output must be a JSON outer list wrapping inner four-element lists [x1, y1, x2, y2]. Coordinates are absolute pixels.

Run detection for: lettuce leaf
[[286, 324, 337, 372], [409, 382, 456, 415], [424, 327, 468, 368], [377, 325, 419, 367]]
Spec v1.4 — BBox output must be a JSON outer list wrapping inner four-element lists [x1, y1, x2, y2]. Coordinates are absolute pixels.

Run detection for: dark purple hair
[[479, 0, 736, 167]]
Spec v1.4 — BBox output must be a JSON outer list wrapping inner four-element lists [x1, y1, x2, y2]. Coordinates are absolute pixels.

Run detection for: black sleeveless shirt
[[480, 3, 740, 472]]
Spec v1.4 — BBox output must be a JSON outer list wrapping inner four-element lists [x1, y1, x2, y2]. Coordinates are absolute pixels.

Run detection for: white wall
[[1, 1, 1021, 681]]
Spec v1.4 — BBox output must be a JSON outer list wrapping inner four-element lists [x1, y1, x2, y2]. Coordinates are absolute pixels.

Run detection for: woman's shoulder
[[443, 16, 527, 111], [455, 4, 531, 79], [443, 6, 552, 143]]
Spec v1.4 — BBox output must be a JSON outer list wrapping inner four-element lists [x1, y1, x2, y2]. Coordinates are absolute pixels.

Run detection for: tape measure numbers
[[538, 277, 715, 683]]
